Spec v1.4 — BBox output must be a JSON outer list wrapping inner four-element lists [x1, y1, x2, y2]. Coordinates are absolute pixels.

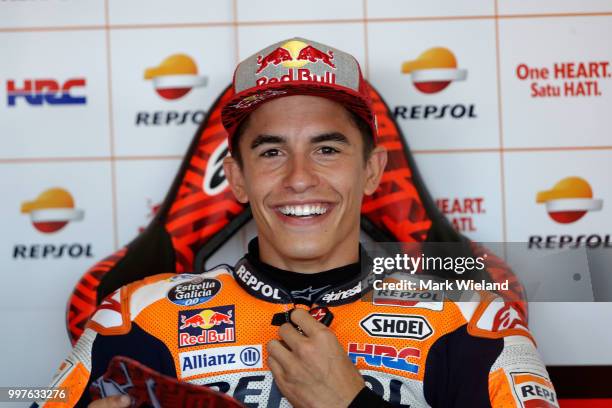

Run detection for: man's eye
[[317, 146, 340, 155], [260, 149, 281, 158]]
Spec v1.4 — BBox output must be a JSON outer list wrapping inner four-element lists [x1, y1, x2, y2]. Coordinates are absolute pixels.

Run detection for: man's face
[[224, 95, 386, 271]]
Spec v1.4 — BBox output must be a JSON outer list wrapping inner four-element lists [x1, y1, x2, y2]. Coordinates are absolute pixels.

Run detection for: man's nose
[[282, 155, 318, 193]]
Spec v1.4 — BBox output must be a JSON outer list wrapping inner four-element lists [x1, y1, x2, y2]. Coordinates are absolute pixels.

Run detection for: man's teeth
[[279, 204, 328, 217]]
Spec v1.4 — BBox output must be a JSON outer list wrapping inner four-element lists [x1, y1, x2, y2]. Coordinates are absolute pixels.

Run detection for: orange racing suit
[[33, 253, 558, 407]]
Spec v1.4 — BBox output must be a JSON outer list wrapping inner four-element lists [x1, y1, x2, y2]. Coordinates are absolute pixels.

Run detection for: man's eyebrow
[[311, 132, 350, 145], [249, 132, 350, 149], [250, 135, 285, 149]]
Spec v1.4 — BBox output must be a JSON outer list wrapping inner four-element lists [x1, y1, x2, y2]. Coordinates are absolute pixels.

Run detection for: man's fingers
[[267, 338, 297, 368], [88, 394, 131, 408], [278, 321, 307, 350], [290, 308, 325, 337], [267, 354, 285, 379]]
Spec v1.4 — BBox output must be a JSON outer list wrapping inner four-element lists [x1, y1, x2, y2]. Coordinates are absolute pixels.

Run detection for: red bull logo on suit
[[177, 305, 236, 348]]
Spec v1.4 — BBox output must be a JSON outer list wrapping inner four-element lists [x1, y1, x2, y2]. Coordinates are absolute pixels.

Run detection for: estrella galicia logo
[[240, 347, 261, 366], [167, 277, 221, 306]]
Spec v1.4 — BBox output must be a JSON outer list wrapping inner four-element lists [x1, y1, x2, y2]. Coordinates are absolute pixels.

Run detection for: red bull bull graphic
[[296, 45, 335, 68], [255, 40, 336, 87], [256, 47, 293, 74], [178, 305, 235, 348]]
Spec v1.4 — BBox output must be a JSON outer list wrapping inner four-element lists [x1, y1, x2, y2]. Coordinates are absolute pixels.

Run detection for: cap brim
[[221, 82, 376, 143]]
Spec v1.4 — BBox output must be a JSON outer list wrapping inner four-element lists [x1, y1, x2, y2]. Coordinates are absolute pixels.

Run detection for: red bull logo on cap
[[255, 40, 336, 87], [178, 305, 235, 348]]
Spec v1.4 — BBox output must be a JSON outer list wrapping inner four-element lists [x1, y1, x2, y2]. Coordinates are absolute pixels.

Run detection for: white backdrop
[[1, 0, 611, 392]]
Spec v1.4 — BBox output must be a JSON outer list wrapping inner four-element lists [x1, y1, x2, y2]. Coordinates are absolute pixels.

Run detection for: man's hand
[[88, 395, 131, 408], [267, 308, 365, 408]]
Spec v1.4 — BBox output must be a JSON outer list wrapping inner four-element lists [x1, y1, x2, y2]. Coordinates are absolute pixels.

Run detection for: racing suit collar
[[232, 238, 375, 306]]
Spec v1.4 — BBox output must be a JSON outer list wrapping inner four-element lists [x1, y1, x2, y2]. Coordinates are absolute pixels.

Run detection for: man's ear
[[223, 155, 249, 204], [363, 145, 388, 196]]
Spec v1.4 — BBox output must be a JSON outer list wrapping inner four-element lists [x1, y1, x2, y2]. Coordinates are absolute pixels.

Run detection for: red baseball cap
[[221, 37, 377, 151]]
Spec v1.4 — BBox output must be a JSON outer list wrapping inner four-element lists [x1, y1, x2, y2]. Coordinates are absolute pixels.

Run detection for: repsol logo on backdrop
[[135, 110, 207, 126], [393, 104, 477, 120], [528, 234, 612, 249], [13, 243, 94, 259]]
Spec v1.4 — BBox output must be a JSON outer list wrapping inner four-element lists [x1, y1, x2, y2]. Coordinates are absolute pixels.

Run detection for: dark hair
[[230, 109, 375, 168]]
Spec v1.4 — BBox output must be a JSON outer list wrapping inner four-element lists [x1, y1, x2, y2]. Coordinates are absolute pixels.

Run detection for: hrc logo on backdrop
[[6, 78, 87, 106]]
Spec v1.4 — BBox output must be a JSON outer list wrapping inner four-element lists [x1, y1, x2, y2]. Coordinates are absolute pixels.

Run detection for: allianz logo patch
[[179, 344, 262, 377], [360, 313, 433, 340]]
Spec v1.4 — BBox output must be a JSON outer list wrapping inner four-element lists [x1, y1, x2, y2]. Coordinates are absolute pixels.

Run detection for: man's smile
[[271, 201, 337, 225]]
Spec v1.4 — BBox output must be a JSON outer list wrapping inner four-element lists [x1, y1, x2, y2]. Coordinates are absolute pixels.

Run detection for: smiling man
[[223, 94, 383, 273], [34, 38, 557, 408]]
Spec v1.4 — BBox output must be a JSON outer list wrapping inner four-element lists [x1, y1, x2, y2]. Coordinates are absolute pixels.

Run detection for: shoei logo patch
[[167, 278, 221, 306], [401, 47, 467, 94], [536, 177, 603, 224], [348, 343, 420, 374], [179, 345, 262, 377], [360, 314, 433, 340], [21, 188, 84, 233], [7, 78, 87, 106], [144, 54, 207, 100], [178, 305, 235, 348], [511, 372, 559, 408]]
